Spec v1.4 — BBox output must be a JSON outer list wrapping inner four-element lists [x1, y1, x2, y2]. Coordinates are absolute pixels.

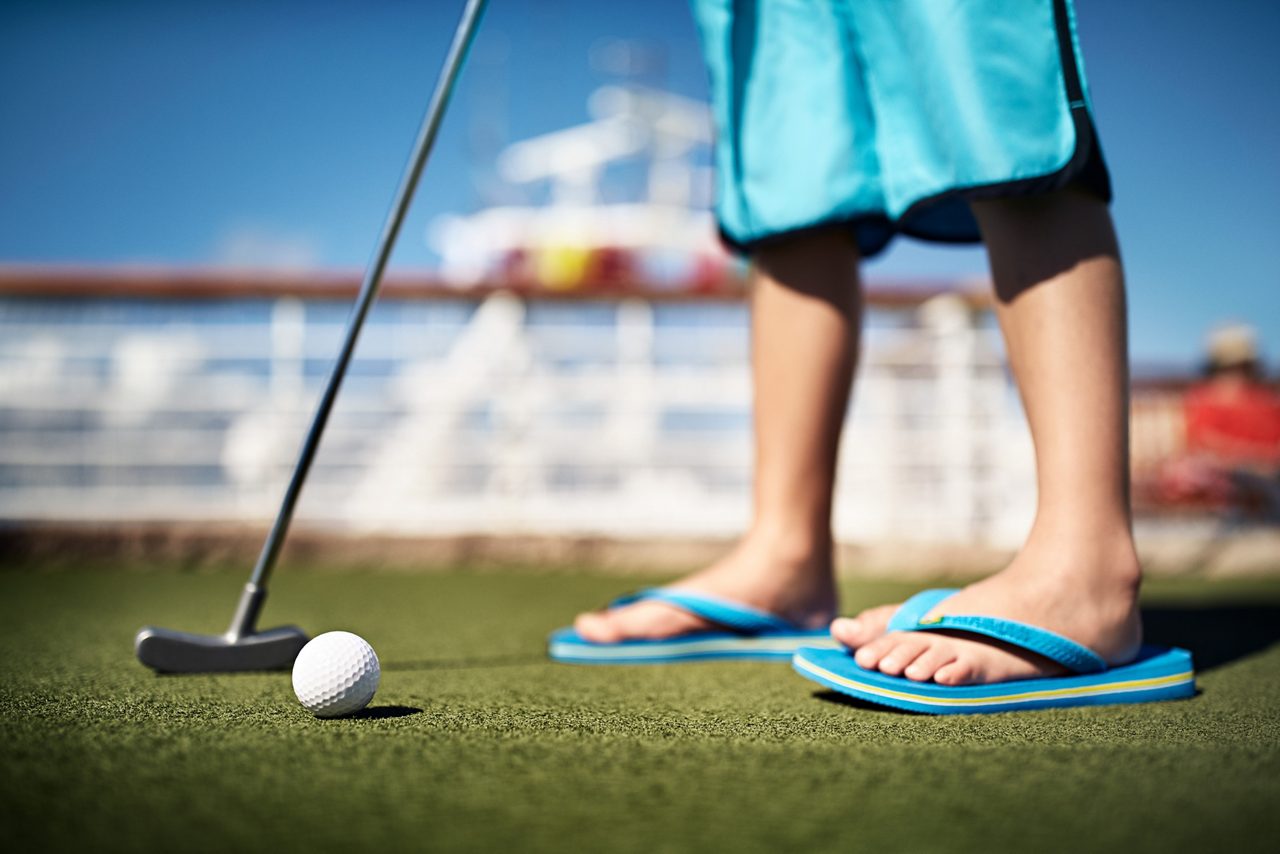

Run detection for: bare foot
[[572, 531, 837, 643], [829, 535, 1143, 685]]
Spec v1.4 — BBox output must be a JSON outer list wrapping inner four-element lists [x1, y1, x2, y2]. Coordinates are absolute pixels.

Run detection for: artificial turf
[[1, 565, 1277, 853]]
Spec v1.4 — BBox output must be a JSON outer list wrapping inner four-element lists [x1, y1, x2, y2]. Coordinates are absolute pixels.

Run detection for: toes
[[874, 636, 933, 677], [830, 618, 862, 647], [573, 611, 621, 644], [612, 602, 696, 639], [572, 598, 712, 644], [853, 634, 897, 670], [903, 646, 958, 683], [831, 604, 899, 649], [857, 634, 979, 683], [934, 659, 980, 686]]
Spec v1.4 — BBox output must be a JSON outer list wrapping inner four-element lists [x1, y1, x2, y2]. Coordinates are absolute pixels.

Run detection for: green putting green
[[1, 566, 1277, 852]]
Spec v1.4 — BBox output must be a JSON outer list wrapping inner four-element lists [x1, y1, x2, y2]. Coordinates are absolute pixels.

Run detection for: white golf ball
[[291, 631, 380, 718]]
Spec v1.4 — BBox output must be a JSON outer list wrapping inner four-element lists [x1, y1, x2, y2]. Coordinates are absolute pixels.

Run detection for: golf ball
[[291, 631, 380, 718]]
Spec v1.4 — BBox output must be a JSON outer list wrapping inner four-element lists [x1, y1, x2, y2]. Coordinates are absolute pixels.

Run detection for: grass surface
[[1, 566, 1278, 853]]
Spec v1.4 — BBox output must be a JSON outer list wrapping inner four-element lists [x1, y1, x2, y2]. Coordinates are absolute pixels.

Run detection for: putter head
[[135, 625, 309, 673]]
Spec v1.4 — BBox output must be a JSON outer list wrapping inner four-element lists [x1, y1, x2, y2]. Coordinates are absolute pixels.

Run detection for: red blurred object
[[1151, 378, 1280, 513], [1184, 381, 1280, 467], [499, 248, 537, 288], [583, 246, 635, 290]]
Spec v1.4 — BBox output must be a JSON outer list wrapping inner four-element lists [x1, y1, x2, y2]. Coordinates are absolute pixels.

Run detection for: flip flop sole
[[549, 628, 839, 664], [792, 645, 1196, 714]]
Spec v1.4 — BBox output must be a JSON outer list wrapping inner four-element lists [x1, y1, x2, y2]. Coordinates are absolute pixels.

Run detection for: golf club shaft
[[234, 0, 489, 632]]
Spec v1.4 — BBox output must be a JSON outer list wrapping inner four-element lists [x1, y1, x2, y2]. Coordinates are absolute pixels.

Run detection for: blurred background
[[1, 0, 1277, 575]]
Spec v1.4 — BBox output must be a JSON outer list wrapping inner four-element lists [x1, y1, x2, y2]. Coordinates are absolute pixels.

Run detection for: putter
[[135, 0, 490, 673]]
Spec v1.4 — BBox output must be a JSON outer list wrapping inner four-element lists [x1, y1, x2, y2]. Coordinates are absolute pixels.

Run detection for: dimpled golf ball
[[291, 631, 380, 718]]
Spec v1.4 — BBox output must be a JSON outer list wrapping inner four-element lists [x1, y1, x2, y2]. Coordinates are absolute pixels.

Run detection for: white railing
[[0, 292, 1037, 546]]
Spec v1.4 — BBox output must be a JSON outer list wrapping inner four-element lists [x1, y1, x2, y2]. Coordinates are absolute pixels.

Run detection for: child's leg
[[574, 229, 860, 642], [833, 188, 1143, 685]]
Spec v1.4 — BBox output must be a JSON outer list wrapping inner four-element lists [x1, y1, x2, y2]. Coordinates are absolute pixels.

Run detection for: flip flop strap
[[609, 588, 797, 635], [886, 589, 1108, 674]]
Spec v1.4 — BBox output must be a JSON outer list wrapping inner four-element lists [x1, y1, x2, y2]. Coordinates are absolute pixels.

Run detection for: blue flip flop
[[548, 588, 840, 664], [792, 589, 1196, 714]]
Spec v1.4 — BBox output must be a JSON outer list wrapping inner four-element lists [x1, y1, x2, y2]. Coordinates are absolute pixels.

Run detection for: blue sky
[[1, 0, 1276, 368]]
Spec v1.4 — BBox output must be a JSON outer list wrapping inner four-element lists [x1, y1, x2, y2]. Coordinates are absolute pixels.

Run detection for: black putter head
[[136, 582, 308, 673], [135, 624, 309, 673]]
